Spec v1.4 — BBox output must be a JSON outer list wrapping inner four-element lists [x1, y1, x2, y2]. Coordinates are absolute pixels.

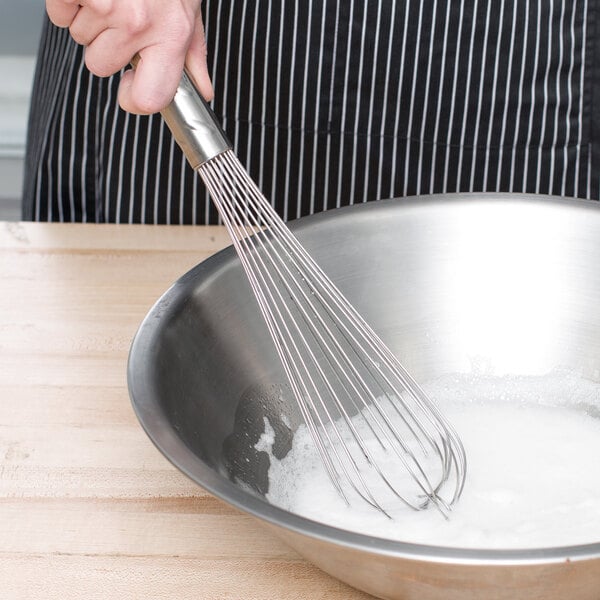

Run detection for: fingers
[[68, 4, 107, 46], [46, 0, 80, 28], [82, 27, 139, 77], [118, 47, 186, 114], [118, 13, 214, 114], [46, 0, 214, 114]]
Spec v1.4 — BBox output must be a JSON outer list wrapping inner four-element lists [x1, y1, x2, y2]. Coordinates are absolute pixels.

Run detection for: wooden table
[[0, 221, 372, 599]]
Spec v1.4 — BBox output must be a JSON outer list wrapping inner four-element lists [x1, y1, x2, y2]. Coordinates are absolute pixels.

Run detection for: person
[[23, 0, 597, 224]]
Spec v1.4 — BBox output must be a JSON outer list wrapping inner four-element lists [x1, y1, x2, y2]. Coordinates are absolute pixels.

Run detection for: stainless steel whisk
[[152, 63, 467, 517]]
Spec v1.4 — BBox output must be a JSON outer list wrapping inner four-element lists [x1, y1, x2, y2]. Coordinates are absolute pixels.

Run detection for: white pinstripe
[[481, 0, 506, 192], [295, 1, 315, 219], [128, 116, 141, 224], [244, 0, 259, 174], [178, 151, 187, 224], [467, 0, 492, 193], [522, 0, 543, 193], [103, 87, 120, 221], [416, 0, 439, 196], [68, 57, 84, 221], [442, 0, 466, 193], [79, 69, 94, 222], [114, 111, 132, 223], [232, 1, 249, 159], [56, 54, 80, 222], [335, 1, 356, 208], [496, 1, 519, 192], [376, 3, 398, 200], [348, 1, 370, 206], [455, 0, 480, 192], [165, 134, 176, 224], [508, 0, 530, 192], [258, 3, 273, 194], [139, 115, 153, 223], [402, 0, 425, 197], [360, 1, 383, 202], [283, 4, 300, 221], [563, 2, 577, 197], [308, 0, 327, 215], [575, 0, 588, 198], [204, 0, 219, 223], [269, 5, 286, 210], [218, 1, 237, 139], [549, 0, 566, 196], [535, 0, 554, 194], [153, 120, 165, 224], [428, 0, 452, 195], [389, 0, 411, 198], [322, 0, 341, 212]]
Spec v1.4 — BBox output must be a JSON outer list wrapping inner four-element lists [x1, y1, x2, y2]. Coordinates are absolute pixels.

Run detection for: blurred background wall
[[0, 0, 45, 220]]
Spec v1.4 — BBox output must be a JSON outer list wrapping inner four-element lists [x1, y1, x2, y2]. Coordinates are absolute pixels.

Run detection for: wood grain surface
[[0, 221, 373, 600]]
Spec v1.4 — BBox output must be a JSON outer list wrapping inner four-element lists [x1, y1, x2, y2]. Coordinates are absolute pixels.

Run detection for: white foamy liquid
[[258, 371, 600, 548]]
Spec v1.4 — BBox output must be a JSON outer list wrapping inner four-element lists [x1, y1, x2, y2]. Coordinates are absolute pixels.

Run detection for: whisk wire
[[198, 150, 466, 516], [201, 157, 396, 513], [229, 157, 458, 463]]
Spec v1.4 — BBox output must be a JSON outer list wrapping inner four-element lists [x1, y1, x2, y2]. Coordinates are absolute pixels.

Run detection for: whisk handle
[[130, 55, 232, 169]]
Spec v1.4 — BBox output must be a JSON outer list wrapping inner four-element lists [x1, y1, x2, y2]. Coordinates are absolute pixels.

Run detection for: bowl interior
[[128, 193, 600, 555]]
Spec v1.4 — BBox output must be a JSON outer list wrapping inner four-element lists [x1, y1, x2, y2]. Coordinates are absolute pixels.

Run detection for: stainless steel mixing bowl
[[128, 193, 600, 600]]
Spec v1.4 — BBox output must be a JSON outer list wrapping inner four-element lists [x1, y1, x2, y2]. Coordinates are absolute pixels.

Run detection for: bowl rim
[[127, 192, 600, 565]]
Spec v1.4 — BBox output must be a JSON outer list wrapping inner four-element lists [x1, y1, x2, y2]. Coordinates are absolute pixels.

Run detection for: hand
[[46, 0, 214, 114]]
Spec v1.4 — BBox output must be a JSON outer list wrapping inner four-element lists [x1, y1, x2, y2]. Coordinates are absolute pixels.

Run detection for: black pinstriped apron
[[22, 0, 597, 224]]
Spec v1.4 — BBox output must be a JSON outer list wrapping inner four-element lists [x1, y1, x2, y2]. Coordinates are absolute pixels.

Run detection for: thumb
[[185, 13, 214, 102]]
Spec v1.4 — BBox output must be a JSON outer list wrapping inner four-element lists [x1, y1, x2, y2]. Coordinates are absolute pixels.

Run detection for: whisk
[[149, 62, 466, 517]]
